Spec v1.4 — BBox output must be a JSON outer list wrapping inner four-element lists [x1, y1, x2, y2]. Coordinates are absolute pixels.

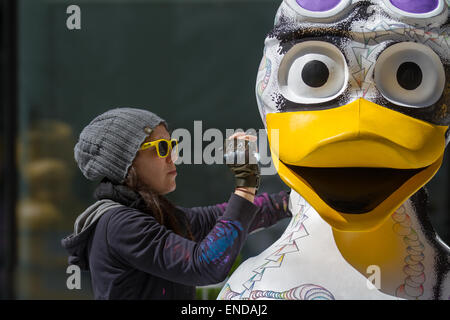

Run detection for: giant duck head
[[257, 0, 450, 231]]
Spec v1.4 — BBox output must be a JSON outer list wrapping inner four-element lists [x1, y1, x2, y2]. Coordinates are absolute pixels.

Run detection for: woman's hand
[[224, 133, 260, 203]]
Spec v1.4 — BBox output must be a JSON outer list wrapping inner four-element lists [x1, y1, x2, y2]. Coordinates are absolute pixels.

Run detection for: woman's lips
[[168, 170, 177, 175]]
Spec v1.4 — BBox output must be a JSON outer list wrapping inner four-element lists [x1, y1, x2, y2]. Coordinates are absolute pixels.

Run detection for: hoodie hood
[[61, 199, 124, 270], [61, 178, 189, 270], [61, 178, 143, 270]]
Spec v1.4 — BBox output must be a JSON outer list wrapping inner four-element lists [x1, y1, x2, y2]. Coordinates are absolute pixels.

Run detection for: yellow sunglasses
[[140, 138, 178, 158]]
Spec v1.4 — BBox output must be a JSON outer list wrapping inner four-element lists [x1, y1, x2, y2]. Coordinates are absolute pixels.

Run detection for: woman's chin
[[161, 182, 176, 195]]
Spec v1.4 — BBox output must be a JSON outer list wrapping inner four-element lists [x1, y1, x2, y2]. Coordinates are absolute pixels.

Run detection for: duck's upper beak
[[267, 98, 448, 231]]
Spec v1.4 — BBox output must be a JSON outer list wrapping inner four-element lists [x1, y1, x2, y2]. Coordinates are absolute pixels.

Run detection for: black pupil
[[396, 62, 422, 91], [158, 141, 169, 156], [302, 60, 330, 88]]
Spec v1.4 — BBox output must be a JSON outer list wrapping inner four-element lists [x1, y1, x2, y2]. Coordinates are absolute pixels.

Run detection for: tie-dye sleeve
[[180, 190, 291, 240], [106, 193, 259, 286], [249, 190, 292, 233]]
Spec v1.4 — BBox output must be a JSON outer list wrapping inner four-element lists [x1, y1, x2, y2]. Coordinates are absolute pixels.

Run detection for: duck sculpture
[[218, 0, 450, 300]]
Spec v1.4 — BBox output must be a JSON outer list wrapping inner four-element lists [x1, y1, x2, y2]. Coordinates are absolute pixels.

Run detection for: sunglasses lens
[[171, 140, 179, 162], [158, 141, 169, 157]]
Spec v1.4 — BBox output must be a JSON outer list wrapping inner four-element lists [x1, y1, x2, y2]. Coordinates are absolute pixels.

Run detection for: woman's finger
[[228, 132, 246, 140], [228, 133, 257, 142]]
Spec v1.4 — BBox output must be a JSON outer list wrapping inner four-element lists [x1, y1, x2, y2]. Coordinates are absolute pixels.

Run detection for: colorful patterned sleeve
[[106, 193, 259, 286], [180, 190, 291, 240], [249, 190, 292, 233]]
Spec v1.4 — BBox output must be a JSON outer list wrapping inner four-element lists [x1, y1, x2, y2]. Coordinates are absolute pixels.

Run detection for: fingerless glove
[[223, 138, 261, 190]]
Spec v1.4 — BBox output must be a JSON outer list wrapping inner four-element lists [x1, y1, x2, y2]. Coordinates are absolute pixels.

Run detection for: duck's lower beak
[[266, 98, 448, 231]]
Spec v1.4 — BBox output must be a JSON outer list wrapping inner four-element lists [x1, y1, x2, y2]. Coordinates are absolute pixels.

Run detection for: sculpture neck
[[288, 189, 445, 299]]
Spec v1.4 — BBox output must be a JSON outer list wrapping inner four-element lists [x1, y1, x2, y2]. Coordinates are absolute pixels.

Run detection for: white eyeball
[[278, 41, 349, 104], [374, 42, 445, 108]]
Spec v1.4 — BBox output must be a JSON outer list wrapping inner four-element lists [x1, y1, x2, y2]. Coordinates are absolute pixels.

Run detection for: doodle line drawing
[[347, 15, 449, 101], [220, 197, 335, 300], [249, 284, 335, 300], [241, 200, 310, 298], [257, 48, 272, 97], [220, 283, 335, 300], [391, 205, 426, 299]]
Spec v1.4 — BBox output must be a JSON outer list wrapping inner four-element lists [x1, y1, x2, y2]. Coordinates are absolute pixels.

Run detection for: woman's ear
[[124, 165, 137, 188]]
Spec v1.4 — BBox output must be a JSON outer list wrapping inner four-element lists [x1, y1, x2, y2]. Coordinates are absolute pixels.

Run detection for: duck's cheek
[[266, 98, 448, 232]]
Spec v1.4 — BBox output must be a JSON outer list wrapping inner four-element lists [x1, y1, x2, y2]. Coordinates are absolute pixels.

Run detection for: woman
[[62, 107, 291, 300]]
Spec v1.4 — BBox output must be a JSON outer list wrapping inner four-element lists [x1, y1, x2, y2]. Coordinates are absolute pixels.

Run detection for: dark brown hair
[[124, 166, 194, 240]]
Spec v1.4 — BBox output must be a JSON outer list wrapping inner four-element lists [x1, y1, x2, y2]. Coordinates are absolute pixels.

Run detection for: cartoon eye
[[374, 42, 445, 108], [285, 0, 351, 19], [382, 0, 445, 18], [278, 41, 348, 104]]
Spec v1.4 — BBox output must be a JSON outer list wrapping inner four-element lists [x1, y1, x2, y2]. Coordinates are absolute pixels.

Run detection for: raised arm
[[179, 190, 291, 241], [106, 193, 259, 286]]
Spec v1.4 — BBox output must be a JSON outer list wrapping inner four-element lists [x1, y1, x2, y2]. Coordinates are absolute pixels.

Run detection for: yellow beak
[[266, 98, 448, 231]]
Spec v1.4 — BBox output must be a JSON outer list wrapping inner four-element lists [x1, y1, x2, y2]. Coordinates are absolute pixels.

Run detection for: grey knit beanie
[[74, 107, 167, 184]]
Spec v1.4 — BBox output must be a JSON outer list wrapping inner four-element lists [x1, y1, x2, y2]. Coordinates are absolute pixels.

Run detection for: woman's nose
[[167, 148, 178, 163]]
